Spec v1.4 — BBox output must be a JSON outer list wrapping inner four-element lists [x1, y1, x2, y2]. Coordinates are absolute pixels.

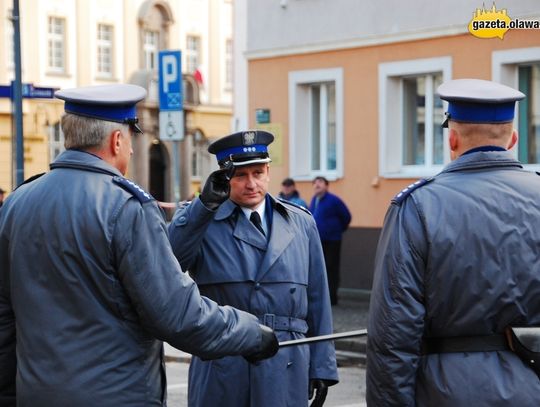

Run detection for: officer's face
[[229, 163, 270, 209]]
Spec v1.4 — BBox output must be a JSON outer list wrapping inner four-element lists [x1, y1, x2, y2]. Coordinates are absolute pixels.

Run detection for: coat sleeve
[[336, 197, 351, 231], [306, 218, 339, 384], [0, 230, 16, 405], [366, 197, 427, 406], [112, 198, 262, 359], [168, 197, 214, 272]]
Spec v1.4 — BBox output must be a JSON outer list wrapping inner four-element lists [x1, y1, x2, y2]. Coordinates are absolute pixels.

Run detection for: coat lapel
[[257, 206, 294, 280], [233, 212, 267, 250]]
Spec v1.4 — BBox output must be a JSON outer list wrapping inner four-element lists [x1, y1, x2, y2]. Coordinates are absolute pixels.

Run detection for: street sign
[[158, 50, 184, 141], [0, 83, 58, 99]]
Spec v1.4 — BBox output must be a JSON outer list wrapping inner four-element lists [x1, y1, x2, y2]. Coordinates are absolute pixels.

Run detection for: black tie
[[250, 211, 265, 236]]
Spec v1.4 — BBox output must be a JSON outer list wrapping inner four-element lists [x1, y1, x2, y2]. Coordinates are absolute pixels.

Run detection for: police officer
[[168, 130, 338, 407], [367, 79, 540, 405], [0, 84, 278, 407]]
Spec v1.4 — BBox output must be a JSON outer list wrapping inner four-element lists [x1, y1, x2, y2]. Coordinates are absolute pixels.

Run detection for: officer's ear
[[507, 130, 518, 150], [109, 130, 122, 156], [448, 128, 460, 161]]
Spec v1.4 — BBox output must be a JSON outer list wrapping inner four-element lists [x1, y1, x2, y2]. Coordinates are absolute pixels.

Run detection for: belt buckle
[[263, 313, 275, 329]]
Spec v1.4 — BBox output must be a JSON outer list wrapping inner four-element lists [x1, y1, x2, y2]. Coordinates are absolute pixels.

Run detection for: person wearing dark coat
[[367, 79, 540, 406], [168, 130, 338, 407], [279, 177, 308, 208], [309, 177, 351, 305], [0, 85, 278, 407]]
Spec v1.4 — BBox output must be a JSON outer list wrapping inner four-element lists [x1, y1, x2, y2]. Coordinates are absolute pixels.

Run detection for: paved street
[[166, 360, 367, 406]]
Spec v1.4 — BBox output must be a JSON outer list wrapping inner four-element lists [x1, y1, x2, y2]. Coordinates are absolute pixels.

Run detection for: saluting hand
[[200, 163, 235, 210]]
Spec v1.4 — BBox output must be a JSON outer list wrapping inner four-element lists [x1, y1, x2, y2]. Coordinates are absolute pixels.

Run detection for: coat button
[[254, 283, 261, 290]]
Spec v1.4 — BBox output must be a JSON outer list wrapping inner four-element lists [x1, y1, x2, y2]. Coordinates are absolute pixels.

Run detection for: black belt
[[422, 334, 509, 354], [258, 314, 308, 334]]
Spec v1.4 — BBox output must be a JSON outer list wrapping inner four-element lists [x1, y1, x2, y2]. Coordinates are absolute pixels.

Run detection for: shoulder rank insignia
[[277, 197, 312, 215], [391, 178, 433, 205], [113, 176, 154, 204]]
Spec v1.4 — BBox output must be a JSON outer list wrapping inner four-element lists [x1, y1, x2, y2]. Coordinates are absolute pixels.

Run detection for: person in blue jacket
[[0, 85, 278, 407], [367, 79, 540, 406], [309, 177, 351, 305], [279, 177, 308, 208], [168, 130, 338, 407]]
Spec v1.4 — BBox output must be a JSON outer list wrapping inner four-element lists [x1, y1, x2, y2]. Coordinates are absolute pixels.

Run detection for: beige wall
[[248, 30, 540, 228]]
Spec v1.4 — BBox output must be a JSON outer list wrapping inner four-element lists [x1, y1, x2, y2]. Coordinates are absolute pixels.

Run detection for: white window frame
[[97, 24, 114, 78], [379, 57, 452, 178], [143, 30, 159, 70], [493, 47, 540, 169], [186, 35, 201, 73], [47, 16, 66, 73], [5, 9, 14, 71], [289, 68, 344, 181], [224, 38, 233, 89]]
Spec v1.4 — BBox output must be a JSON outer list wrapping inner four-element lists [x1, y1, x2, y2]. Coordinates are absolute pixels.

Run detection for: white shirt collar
[[240, 199, 267, 234]]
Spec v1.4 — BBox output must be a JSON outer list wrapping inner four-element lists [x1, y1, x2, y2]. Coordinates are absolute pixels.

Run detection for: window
[[186, 35, 201, 73], [49, 122, 64, 161], [379, 57, 452, 178], [493, 47, 540, 168], [143, 30, 159, 70], [517, 63, 540, 164], [97, 24, 113, 78], [47, 17, 66, 73], [402, 74, 444, 167], [225, 39, 233, 88], [289, 68, 343, 180]]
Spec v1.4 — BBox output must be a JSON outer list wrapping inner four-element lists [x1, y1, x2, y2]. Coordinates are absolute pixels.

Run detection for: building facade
[[0, 0, 234, 200], [235, 0, 540, 290]]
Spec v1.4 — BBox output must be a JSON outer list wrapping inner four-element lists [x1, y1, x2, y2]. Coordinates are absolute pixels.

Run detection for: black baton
[[278, 329, 367, 348]]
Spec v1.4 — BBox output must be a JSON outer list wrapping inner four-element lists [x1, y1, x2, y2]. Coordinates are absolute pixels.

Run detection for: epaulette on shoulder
[[391, 178, 433, 205], [112, 176, 154, 204], [277, 197, 312, 215], [14, 172, 46, 190]]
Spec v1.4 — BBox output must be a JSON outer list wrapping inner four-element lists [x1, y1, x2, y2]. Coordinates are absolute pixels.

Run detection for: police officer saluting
[[0, 84, 278, 407], [367, 79, 540, 406], [168, 130, 338, 407]]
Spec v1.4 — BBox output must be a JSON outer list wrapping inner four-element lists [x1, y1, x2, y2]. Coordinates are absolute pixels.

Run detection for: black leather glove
[[243, 324, 279, 364], [200, 163, 235, 210], [309, 379, 330, 407]]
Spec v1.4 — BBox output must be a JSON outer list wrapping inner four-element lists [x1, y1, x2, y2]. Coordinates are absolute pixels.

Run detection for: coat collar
[[214, 195, 294, 275], [50, 149, 123, 177], [214, 194, 289, 221], [442, 149, 523, 174]]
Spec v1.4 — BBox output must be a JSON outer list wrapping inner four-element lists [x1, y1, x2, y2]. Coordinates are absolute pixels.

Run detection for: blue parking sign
[[159, 50, 182, 111]]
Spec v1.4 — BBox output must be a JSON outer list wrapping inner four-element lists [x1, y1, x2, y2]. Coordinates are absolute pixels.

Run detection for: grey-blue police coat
[[367, 149, 540, 406], [0, 150, 264, 407], [168, 196, 338, 407]]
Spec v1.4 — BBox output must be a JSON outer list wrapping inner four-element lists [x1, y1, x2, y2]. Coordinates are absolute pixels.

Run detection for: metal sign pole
[[158, 51, 184, 203], [12, 0, 24, 187]]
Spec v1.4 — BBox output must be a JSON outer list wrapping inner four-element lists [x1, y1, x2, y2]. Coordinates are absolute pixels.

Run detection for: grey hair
[[61, 113, 129, 150]]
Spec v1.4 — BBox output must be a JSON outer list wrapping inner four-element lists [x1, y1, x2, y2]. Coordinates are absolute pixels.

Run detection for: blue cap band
[[448, 101, 516, 124], [216, 144, 268, 161], [64, 101, 137, 124]]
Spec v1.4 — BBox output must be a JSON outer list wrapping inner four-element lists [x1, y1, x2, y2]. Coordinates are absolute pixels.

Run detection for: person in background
[[0, 188, 5, 208], [0, 85, 277, 407], [367, 79, 540, 406], [169, 130, 338, 407], [309, 177, 351, 306], [279, 177, 308, 208]]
